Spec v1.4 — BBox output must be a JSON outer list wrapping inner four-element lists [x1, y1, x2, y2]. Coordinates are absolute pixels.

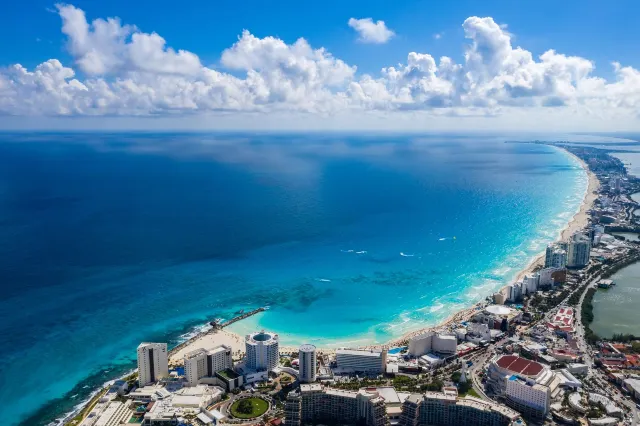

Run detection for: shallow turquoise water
[[0, 133, 587, 425]]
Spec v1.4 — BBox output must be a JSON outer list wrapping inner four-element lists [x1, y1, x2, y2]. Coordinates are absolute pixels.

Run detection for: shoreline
[[61, 143, 598, 425], [166, 145, 600, 357]]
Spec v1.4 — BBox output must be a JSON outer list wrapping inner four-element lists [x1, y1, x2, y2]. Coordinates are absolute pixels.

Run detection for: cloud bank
[[0, 4, 639, 130]]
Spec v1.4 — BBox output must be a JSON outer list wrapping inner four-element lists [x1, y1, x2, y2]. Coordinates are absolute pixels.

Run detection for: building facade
[[137, 342, 169, 387], [487, 355, 558, 420], [408, 332, 457, 357], [567, 232, 591, 268], [184, 345, 233, 386], [544, 243, 567, 268], [298, 344, 317, 383], [335, 349, 387, 374], [245, 330, 279, 372], [400, 392, 522, 426], [285, 385, 386, 426]]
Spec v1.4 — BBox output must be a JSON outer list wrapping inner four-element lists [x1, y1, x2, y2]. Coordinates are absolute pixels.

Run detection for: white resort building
[[335, 348, 387, 374], [183, 344, 233, 386], [245, 330, 279, 372], [408, 331, 457, 357], [298, 343, 317, 383], [137, 342, 169, 387], [487, 355, 560, 420]]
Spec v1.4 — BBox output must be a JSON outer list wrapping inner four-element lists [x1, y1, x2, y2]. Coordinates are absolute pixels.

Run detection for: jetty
[[210, 307, 266, 329]]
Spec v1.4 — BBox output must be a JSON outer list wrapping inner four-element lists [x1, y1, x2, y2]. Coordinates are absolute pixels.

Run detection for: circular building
[[298, 344, 317, 383], [485, 305, 513, 316], [245, 330, 279, 372]]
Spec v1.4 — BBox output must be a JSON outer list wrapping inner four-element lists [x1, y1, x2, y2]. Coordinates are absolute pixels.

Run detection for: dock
[[210, 307, 266, 329]]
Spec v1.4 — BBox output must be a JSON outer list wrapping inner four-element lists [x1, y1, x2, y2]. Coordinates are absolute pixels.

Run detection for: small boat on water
[[234, 309, 245, 315]]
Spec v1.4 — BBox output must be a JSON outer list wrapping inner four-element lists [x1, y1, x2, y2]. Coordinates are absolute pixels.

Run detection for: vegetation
[[611, 333, 640, 342], [458, 387, 481, 398], [230, 397, 269, 419], [581, 288, 600, 345]]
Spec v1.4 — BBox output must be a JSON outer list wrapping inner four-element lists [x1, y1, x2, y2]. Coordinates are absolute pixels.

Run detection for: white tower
[[298, 344, 317, 383], [137, 342, 168, 386], [245, 330, 279, 372]]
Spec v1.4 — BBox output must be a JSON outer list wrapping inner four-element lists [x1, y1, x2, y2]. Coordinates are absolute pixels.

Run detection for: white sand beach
[[171, 147, 600, 357]]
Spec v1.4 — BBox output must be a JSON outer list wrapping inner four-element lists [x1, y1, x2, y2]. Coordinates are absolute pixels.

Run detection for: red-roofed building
[[494, 355, 545, 378], [487, 355, 557, 419], [549, 306, 575, 332]]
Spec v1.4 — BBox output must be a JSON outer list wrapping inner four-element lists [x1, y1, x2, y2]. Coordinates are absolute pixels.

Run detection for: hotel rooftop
[[496, 355, 545, 377]]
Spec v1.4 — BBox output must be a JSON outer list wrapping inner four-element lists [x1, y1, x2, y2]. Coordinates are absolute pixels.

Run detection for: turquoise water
[[0, 133, 587, 425]]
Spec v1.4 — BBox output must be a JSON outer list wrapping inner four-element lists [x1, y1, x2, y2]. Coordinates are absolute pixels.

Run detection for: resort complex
[[66, 143, 640, 426]]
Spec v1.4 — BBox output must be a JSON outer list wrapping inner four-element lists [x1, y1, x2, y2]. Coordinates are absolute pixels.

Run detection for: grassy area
[[217, 368, 240, 380], [229, 397, 269, 419], [459, 388, 481, 399]]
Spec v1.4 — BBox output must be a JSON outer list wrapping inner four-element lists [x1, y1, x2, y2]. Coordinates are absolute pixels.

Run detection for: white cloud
[[1, 6, 640, 130], [56, 3, 201, 76], [433, 33, 443, 40], [348, 18, 395, 44]]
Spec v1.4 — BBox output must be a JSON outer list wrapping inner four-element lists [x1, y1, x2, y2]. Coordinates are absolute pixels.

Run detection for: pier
[[210, 307, 266, 329]]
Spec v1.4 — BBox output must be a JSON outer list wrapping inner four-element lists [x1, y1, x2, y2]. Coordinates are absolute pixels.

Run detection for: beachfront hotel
[[298, 344, 317, 383], [567, 232, 592, 268], [245, 330, 279, 372], [335, 348, 387, 374], [137, 342, 169, 387], [408, 331, 457, 357], [183, 344, 232, 387], [544, 243, 568, 269]]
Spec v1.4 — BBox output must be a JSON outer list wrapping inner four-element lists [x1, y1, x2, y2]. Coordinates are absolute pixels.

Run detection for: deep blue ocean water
[[0, 133, 587, 425]]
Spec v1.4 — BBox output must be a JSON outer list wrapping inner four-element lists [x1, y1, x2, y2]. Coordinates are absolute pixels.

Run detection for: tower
[[137, 342, 168, 386], [298, 344, 317, 383]]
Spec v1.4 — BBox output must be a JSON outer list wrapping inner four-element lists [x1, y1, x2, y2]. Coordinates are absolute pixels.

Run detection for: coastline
[[61, 144, 598, 425], [165, 146, 600, 357]]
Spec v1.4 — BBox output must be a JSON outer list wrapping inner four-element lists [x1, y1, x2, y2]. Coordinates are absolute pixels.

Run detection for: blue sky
[[3, 0, 636, 75], [1, 0, 639, 130]]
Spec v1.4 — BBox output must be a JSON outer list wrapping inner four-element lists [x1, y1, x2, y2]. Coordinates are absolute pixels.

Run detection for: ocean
[[0, 133, 587, 425]]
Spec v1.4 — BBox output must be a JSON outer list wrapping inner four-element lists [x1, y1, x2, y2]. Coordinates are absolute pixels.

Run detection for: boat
[[234, 309, 245, 315]]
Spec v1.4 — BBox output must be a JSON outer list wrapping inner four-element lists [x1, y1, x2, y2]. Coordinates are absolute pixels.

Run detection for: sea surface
[[0, 133, 588, 425], [591, 261, 640, 338]]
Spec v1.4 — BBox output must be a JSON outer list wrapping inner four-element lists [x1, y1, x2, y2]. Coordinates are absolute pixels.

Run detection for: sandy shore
[[512, 151, 599, 284], [170, 147, 600, 357], [168, 329, 321, 366]]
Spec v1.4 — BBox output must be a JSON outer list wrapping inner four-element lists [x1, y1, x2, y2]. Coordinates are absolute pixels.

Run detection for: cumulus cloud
[[0, 5, 640, 129], [348, 18, 395, 44], [56, 3, 201, 75]]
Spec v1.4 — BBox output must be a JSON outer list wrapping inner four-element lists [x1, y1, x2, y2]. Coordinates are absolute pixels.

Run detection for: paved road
[[568, 273, 640, 424]]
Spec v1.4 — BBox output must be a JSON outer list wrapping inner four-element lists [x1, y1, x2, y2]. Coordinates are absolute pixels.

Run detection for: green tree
[[237, 399, 253, 414]]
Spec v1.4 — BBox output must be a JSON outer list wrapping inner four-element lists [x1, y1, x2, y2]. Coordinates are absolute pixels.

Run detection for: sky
[[1, 0, 640, 131]]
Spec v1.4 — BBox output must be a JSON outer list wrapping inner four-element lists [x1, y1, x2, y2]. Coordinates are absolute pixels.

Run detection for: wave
[[400, 252, 414, 257]]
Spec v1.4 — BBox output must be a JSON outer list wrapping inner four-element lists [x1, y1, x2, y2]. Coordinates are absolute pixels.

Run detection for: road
[[466, 339, 509, 401], [569, 273, 639, 425]]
